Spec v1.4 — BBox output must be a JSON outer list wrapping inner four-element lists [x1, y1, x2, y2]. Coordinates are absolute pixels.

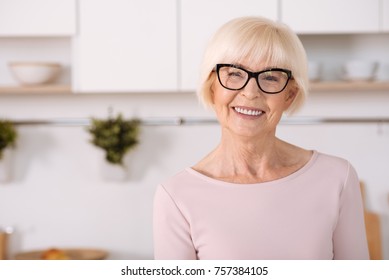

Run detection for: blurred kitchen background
[[1, 0, 389, 260]]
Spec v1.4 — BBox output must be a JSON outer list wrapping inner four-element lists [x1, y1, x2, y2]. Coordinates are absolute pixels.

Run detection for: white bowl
[[8, 62, 62, 86], [342, 60, 378, 81]]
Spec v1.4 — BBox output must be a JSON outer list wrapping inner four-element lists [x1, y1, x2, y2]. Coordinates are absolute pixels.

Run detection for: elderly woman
[[153, 16, 369, 260]]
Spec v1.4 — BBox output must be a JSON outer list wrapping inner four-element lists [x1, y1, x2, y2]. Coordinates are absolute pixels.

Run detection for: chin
[[228, 126, 266, 139]]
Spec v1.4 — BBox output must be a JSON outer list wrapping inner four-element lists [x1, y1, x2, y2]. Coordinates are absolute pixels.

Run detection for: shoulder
[[158, 168, 204, 198], [160, 169, 191, 188], [315, 151, 350, 168], [315, 151, 352, 170], [155, 168, 214, 216], [312, 151, 357, 183], [154, 170, 190, 210]]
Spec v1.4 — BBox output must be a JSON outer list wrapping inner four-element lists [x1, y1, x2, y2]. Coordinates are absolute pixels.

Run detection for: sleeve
[[153, 184, 197, 260], [332, 163, 370, 260]]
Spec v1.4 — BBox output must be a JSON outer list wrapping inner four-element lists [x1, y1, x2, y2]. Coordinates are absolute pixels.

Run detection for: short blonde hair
[[197, 16, 308, 114]]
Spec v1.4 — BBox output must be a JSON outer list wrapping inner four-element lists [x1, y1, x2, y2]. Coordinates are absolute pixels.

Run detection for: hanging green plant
[[0, 120, 17, 160], [87, 114, 140, 165]]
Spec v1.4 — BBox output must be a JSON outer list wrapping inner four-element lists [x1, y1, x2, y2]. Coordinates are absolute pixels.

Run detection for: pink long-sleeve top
[[153, 151, 369, 260]]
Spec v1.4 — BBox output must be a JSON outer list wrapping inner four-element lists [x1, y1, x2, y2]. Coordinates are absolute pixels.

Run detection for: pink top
[[153, 151, 369, 260]]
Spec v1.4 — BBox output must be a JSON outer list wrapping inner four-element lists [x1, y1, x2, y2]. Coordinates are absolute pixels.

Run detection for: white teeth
[[234, 107, 263, 116]]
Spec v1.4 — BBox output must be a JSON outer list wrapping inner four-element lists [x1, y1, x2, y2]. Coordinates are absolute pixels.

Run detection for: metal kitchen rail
[[8, 116, 389, 126]]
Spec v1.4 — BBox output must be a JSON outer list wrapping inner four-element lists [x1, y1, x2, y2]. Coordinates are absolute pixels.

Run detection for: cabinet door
[[281, 0, 380, 34], [73, 0, 177, 92], [383, 0, 389, 32], [180, 0, 278, 91], [0, 0, 76, 36]]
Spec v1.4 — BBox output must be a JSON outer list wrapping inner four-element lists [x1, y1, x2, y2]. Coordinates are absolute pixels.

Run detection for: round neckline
[[185, 150, 319, 187]]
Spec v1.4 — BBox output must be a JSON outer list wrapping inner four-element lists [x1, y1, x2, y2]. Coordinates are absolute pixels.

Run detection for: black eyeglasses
[[215, 64, 292, 94]]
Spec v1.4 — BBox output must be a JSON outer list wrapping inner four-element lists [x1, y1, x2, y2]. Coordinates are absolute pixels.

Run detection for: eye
[[227, 70, 244, 78], [260, 71, 287, 83], [265, 75, 279, 81], [261, 73, 279, 82]]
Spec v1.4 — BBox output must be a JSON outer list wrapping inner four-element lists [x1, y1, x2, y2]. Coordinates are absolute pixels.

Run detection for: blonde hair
[[197, 16, 308, 114]]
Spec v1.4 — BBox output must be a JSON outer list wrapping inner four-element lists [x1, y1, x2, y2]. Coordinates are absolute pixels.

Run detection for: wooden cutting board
[[0, 232, 7, 260], [360, 183, 382, 260], [15, 248, 108, 260]]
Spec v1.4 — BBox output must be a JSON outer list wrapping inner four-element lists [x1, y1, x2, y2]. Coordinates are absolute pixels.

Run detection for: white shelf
[[0, 85, 72, 95], [0, 82, 388, 95], [310, 81, 389, 91]]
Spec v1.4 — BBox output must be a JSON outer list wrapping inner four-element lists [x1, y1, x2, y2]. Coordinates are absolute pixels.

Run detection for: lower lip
[[232, 108, 264, 119]]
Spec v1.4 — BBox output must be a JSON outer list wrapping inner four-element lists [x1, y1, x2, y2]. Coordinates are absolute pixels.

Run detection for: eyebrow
[[230, 63, 281, 72]]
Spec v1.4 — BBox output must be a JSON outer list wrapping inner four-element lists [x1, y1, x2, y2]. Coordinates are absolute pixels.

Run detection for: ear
[[283, 87, 298, 110], [210, 79, 216, 105]]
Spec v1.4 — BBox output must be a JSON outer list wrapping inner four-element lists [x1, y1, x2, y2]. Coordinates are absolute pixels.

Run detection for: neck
[[206, 128, 285, 180], [220, 128, 277, 160]]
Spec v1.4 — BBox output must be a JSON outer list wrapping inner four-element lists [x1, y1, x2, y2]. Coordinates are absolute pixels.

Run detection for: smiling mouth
[[233, 106, 264, 116]]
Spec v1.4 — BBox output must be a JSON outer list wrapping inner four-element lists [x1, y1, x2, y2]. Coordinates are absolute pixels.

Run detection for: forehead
[[219, 41, 291, 72]]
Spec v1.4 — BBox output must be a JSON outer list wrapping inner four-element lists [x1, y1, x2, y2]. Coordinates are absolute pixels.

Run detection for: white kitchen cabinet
[[179, 0, 278, 91], [73, 0, 177, 92], [383, 0, 389, 31], [281, 0, 380, 34], [0, 0, 76, 36]]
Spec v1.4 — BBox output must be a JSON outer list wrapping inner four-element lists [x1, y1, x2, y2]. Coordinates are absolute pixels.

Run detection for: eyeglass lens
[[217, 65, 290, 93]]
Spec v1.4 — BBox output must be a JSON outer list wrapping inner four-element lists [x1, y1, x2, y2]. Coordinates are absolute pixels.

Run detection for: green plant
[[87, 114, 140, 165], [0, 120, 17, 160]]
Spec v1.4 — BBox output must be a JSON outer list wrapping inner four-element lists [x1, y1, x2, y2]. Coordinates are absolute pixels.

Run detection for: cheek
[[267, 95, 290, 114], [212, 85, 235, 106]]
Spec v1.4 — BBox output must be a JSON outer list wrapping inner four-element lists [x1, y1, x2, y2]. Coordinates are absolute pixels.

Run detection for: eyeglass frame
[[214, 63, 293, 94]]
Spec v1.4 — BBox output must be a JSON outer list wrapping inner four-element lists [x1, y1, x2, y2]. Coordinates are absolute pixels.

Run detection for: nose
[[240, 77, 262, 99]]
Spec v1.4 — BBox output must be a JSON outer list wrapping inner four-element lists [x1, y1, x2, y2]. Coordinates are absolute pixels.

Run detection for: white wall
[[1, 35, 389, 259]]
